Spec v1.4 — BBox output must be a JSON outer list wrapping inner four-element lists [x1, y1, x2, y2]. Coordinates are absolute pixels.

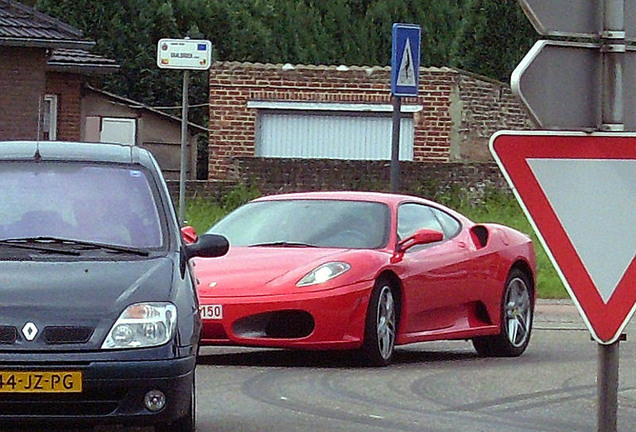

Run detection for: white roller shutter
[[256, 111, 414, 161]]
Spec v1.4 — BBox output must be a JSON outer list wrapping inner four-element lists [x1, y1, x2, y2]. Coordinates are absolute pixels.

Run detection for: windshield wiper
[[0, 238, 81, 256], [0, 237, 149, 256], [249, 241, 318, 248]]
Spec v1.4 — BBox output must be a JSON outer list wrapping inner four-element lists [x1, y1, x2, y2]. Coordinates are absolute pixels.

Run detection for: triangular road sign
[[490, 131, 636, 344], [397, 38, 416, 87]]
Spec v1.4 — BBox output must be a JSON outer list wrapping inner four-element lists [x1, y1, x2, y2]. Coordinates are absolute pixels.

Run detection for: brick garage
[[208, 61, 534, 184]]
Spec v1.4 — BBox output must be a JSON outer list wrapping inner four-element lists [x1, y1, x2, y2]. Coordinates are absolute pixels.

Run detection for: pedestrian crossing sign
[[391, 24, 421, 97]]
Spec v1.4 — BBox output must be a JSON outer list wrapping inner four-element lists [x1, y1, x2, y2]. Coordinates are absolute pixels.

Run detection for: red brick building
[[0, 0, 117, 141], [207, 62, 534, 182]]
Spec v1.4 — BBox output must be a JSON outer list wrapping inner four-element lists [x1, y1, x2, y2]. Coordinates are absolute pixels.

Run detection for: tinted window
[[0, 162, 164, 248], [432, 207, 461, 238], [397, 203, 461, 241], [208, 199, 390, 249], [397, 203, 443, 239]]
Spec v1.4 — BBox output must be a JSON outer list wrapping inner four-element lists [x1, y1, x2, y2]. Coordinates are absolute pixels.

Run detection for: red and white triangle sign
[[490, 131, 636, 344]]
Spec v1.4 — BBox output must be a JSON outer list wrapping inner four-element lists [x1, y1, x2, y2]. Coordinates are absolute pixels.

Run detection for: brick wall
[[208, 62, 533, 181], [230, 157, 508, 198], [0, 46, 47, 140], [167, 158, 509, 204], [451, 71, 532, 161], [46, 72, 82, 141]]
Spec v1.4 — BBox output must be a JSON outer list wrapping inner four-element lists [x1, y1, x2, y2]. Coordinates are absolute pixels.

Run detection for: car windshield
[[0, 162, 164, 248], [207, 199, 390, 249]]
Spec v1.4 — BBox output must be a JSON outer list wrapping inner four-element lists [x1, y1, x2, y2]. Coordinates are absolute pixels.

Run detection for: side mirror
[[398, 228, 444, 252], [184, 233, 229, 260], [181, 226, 198, 244]]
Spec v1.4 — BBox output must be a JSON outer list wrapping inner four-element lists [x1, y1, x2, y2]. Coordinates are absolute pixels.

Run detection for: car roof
[[254, 191, 436, 206], [252, 191, 472, 224], [0, 141, 154, 167]]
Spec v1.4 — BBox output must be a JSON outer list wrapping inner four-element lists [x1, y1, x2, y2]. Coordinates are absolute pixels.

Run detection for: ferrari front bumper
[[199, 280, 374, 350]]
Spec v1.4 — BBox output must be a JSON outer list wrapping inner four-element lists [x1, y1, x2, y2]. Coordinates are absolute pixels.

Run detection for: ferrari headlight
[[102, 302, 177, 349], [297, 262, 351, 287]]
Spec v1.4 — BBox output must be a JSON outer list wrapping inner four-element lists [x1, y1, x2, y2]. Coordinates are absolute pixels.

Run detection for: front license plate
[[199, 304, 223, 320], [0, 371, 83, 393]]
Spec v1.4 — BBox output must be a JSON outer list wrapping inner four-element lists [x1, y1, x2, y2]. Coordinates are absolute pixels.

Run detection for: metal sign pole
[[178, 69, 189, 225], [390, 96, 401, 193], [598, 2, 625, 431], [598, 335, 626, 432]]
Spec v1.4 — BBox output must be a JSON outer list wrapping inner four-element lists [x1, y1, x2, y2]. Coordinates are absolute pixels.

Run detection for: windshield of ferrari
[[0, 162, 164, 248], [207, 199, 390, 249]]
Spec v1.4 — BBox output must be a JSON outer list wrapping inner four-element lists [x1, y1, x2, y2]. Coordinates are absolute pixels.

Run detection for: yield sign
[[490, 131, 636, 344]]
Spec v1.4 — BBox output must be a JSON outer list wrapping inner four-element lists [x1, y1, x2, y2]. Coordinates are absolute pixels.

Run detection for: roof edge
[[0, 38, 95, 50], [47, 62, 119, 75], [85, 84, 208, 133], [2, 0, 84, 37]]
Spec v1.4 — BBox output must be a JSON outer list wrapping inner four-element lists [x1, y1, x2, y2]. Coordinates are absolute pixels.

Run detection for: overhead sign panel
[[157, 38, 212, 70], [391, 24, 421, 97], [518, 0, 636, 40], [490, 131, 636, 344]]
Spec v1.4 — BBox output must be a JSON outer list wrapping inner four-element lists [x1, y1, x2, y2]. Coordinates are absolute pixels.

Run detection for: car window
[[208, 199, 390, 249], [397, 203, 444, 240], [431, 207, 461, 238], [0, 162, 164, 248]]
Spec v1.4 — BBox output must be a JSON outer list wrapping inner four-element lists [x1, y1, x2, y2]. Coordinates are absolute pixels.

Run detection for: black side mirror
[[184, 233, 229, 260]]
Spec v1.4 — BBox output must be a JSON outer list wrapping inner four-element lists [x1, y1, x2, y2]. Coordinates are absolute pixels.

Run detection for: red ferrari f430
[[188, 192, 537, 366]]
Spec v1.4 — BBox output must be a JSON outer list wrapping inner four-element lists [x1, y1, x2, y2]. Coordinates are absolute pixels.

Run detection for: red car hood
[[193, 246, 353, 297]]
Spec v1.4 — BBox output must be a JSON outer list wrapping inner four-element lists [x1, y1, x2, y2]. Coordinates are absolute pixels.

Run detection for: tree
[[450, 0, 537, 82], [34, 0, 536, 118]]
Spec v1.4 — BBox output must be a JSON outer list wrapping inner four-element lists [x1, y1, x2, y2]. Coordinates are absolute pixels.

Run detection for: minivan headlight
[[102, 302, 176, 349]]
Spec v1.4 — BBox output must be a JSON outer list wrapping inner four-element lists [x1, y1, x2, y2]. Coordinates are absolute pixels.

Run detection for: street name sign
[[490, 131, 636, 344], [391, 24, 421, 97], [156, 38, 212, 70]]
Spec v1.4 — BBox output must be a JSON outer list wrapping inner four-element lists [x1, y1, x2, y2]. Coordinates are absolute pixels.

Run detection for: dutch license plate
[[199, 304, 223, 320], [0, 371, 82, 393]]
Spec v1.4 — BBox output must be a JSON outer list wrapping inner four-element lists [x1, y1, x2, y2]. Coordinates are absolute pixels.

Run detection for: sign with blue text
[[391, 24, 421, 97], [157, 38, 212, 71]]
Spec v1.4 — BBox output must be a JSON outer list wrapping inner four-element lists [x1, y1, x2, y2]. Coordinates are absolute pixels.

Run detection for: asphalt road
[[194, 300, 636, 432], [5, 300, 636, 432]]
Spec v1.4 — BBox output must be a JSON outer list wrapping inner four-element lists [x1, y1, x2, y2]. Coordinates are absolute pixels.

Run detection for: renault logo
[[22, 322, 38, 341]]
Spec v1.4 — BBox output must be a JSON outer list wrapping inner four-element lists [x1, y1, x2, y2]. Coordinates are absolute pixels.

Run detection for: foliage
[[449, 0, 537, 82], [185, 182, 261, 233], [34, 0, 536, 124]]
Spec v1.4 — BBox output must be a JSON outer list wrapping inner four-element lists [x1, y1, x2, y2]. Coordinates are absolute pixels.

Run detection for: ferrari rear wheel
[[360, 278, 397, 367], [472, 268, 533, 357]]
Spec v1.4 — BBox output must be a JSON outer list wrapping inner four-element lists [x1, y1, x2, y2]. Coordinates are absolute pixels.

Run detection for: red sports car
[[189, 191, 537, 366]]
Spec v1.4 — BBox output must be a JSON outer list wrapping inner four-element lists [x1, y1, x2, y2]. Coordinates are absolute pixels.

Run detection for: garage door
[[256, 111, 414, 161]]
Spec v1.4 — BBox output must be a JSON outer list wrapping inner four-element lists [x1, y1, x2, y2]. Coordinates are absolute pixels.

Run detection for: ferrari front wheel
[[360, 279, 397, 367], [473, 268, 533, 357]]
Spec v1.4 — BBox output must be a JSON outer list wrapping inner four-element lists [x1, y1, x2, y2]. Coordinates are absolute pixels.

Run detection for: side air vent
[[470, 225, 489, 249]]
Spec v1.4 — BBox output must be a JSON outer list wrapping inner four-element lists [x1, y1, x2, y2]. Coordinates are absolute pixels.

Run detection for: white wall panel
[[256, 112, 414, 161]]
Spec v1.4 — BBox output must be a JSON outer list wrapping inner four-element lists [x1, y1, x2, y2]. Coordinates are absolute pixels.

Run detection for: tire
[[473, 268, 533, 357], [156, 372, 196, 432], [360, 278, 397, 367]]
